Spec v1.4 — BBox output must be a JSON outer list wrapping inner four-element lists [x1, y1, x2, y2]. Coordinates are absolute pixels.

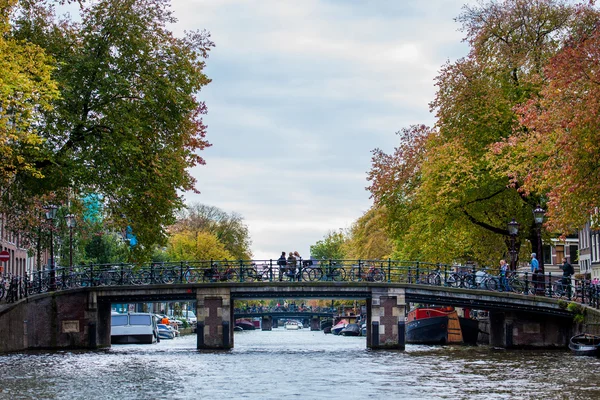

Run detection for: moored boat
[[111, 312, 159, 344], [320, 319, 333, 331], [340, 323, 361, 336], [569, 334, 600, 356], [235, 319, 256, 330], [406, 307, 479, 345], [285, 320, 300, 330], [157, 323, 175, 340], [331, 319, 348, 335]]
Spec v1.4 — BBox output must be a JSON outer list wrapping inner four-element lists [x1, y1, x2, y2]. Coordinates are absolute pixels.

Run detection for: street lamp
[[508, 219, 519, 271], [44, 204, 58, 291], [533, 204, 546, 273], [65, 214, 76, 270]]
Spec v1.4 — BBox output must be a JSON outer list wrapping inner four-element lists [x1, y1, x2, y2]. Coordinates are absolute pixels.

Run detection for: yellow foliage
[[167, 231, 233, 261]]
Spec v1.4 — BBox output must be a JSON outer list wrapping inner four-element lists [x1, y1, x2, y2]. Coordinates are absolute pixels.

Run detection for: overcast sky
[[168, 0, 473, 260]]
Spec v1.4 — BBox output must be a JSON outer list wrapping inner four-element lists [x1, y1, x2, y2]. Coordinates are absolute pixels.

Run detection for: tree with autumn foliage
[[167, 231, 233, 262], [368, 0, 598, 266], [344, 206, 394, 260], [168, 203, 252, 260], [1, 0, 213, 261], [493, 10, 600, 234], [0, 0, 58, 197]]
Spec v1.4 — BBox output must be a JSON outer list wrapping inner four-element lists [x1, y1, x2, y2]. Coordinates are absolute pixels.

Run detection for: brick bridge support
[[261, 315, 272, 331], [196, 287, 233, 350], [310, 316, 320, 331], [367, 288, 406, 350], [0, 290, 111, 352], [488, 310, 572, 348]]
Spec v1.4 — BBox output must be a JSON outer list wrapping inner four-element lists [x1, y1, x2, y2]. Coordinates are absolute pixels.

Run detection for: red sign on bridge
[[0, 250, 9, 262]]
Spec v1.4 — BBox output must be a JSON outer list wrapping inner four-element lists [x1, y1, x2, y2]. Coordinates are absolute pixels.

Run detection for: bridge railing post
[[443, 263, 448, 286], [269, 259, 273, 282], [89, 263, 94, 287], [524, 272, 529, 295], [547, 272, 552, 297], [388, 258, 392, 283], [471, 264, 476, 289], [150, 263, 155, 285], [239, 259, 244, 282], [582, 279, 587, 304], [415, 262, 419, 284], [179, 261, 184, 284]]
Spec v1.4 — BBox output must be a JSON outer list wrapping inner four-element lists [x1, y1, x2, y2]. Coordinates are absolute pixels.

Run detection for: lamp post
[[508, 219, 519, 271], [44, 204, 58, 291], [533, 204, 546, 273], [65, 214, 76, 270]]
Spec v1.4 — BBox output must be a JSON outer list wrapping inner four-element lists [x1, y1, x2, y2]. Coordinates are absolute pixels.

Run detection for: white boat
[[157, 324, 175, 340], [111, 312, 159, 344], [285, 321, 300, 330]]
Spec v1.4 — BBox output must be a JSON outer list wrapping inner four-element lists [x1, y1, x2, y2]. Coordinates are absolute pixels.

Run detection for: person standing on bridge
[[560, 257, 574, 294], [277, 251, 287, 281], [530, 253, 543, 296], [499, 259, 509, 292], [287, 251, 297, 280]]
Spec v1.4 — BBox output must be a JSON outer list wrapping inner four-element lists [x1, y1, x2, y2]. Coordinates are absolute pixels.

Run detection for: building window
[[543, 245, 552, 265]]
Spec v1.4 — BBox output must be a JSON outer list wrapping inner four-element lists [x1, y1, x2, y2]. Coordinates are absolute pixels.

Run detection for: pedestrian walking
[[530, 253, 544, 295], [499, 259, 509, 292]]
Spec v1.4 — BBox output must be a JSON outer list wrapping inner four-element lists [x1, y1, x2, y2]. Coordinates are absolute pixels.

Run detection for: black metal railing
[[2, 259, 599, 309]]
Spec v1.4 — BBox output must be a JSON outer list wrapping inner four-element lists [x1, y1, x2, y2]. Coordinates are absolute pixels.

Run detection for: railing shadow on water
[[2, 259, 599, 309]]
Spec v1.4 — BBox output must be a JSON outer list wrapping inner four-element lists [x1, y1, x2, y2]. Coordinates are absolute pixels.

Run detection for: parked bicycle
[[238, 263, 273, 282], [201, 262, 238, 282], [462, 269, 499, 291], [308, 261, 346, 282], [350, 263, 386, 282], [426, 266, 460, 287]]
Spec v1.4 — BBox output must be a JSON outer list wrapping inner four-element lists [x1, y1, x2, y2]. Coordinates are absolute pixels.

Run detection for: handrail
[[1, 260, 597, 309]]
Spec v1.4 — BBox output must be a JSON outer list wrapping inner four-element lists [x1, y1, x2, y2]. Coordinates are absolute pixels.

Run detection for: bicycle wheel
[[371, 269, 385, 282], [308, 268, 323, 282], [447, 273, 461, 288], [510, 278, 525, 294], [485, 277, 498, 291], [160, 269, 175, 284], [225, 269, 239, 282], [427, 273, 441, 286], [331, 268, 346, 282], [461, 275, 476, 289], [185, 270, 200, 283], [243, 268, 257, 282]]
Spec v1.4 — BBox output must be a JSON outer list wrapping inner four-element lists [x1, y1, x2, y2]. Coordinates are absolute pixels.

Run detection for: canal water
[[1, 328, 600, 400]]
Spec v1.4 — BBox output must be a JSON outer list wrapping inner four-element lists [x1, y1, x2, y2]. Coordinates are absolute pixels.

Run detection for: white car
[[182, 310, 197, 326]]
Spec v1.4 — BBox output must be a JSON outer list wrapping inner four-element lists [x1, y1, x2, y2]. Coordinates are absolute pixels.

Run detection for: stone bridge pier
[[261, 316, 272, 331], [196, 287, 233, 350], [367, 288, 406, 350], [488, 310, 572, 348]]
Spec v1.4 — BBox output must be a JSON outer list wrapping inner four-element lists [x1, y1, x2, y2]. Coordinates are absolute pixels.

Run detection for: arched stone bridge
[[0, 278, 580, 353]]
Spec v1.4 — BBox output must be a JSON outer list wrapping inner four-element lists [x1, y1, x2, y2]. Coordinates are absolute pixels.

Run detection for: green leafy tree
[[344, 207, 393, 260], [170, 204, 252, 259], [0, 0, 58, 189], [167, 231, 233, 261], [310, 230, 348, 260], [4, 0, 214, 262]]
